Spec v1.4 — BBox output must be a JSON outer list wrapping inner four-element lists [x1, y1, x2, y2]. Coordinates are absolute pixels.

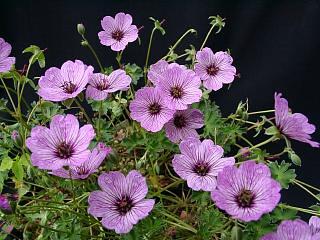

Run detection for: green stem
[[97, 100, 103, 141], [234, 136, 277, 158], [293, 180, 320, 201], [248, 109, 275, 115], [294, 179, 320, 192], [82, 36, 104, 72], [0, 85, 29, 110], [69, 169, 77, 206], [200, 24, 216, 50], [0, 76, 16, 112], [279, 204, 320, 216], [144, 28, 156, 83], [74, 98, 93, 125], [159, 210, 197, 233]]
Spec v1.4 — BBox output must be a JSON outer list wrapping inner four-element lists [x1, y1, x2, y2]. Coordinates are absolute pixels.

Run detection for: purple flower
[[211, 161, 281, 222], [86, 69, 132, 101], [275, 93, 319, 148], [0, 38, 15, 73], [164, 109, 204, 143], [26, 114, 95, 170], [172, 138, 235, 191], [147, 60, 186, 85], [129, 87, 175, 132], [38, 60, 93, 102], [195, 48, 236, 91], [88, 170, 155, 234], [98, 12, 138, 52], [11, 130, 19, 141], [0, 195, 11, 213], [261, 217, 320, 240], [50, 143, 111, 179], [156, 65, 202, 110]]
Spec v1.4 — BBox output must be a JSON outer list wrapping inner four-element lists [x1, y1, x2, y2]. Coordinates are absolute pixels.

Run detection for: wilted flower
[[26, 114, 95, 170], [274, 93, 319, 148], [98, 12, 138, 52], [86, 69, 132, 101], [261, 217, 320, 240], [0, 38, 15, 73], [50, 143, 111, 179], [172, 138, 235, 191], [0, 195, 11, 213], [195, 48, 236, 91], [147, 60, 186, 85], [88, 170, 155, 234], [211, 160, 281, 222], [164, 109, 204, 143], [129, 87, 175, 132], [11, 130, 19, 141], [157, 64, 202, 110], [38, 60, 93, 102]]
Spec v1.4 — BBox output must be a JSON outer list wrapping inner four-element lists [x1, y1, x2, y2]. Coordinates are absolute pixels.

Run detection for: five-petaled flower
[[195, 47, 236, 91], [211, 160, 281, 222], [274, 93, 319, 148], [38, 60, 93, 102], [129, 87, 175, 132], [88, 170, 155, 234], [0, 38, 15, 73], [98, 12, 138, 52], [86, 69, 132, 101], [172, 137, 235, 191], [26, 114, 95, 170], [50, 143, 112, 179]]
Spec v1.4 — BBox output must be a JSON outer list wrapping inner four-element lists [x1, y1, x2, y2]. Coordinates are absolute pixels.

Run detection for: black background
[[1, 0, 320, 218]]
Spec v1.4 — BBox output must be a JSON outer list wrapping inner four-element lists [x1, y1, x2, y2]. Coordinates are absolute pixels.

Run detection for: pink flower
[[275, 93, 319, 148], [195, 47, 236, 91], [0, 38, 15, 73], [172, 138, 235, 191], [38, 60, 93, 102], [164, 109, 204, 143], [211, 161, 281, 222], [26, 114, 95, 170], [86, 69, 132, 101], [98, 12, 138, 52], [88, 170, 155, 234]]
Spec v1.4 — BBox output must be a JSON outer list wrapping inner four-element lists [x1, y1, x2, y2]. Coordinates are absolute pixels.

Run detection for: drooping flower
[[88, 170, 155, 234], [0, 195, 11, 213], [38, 60, 93, 102], [50, 143, 112, 179], [261, 217, 320, 240], [26, 114, 95, 170], [211, 160, 281, 222], [274, 93, 319, 148], [98, 12, 138, 52], [194, 47, 236, 91], [172, 138, 235, 191], [147, 60, 186, 85], [164, 109, 204, 143], [129, 87, 175, 132], [0, 38, 15, 73], [157, 65, 202, 110], [86, 69, 132, 101]]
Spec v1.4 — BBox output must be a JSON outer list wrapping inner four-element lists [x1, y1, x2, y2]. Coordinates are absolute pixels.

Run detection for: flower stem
[[293, 179, 320, 201], [200, 24, 215, 50], [97, 100, 103, 140], [74, 98, 93, 125], [279, 204, 320, 216], [69, 169, 77, 206], [0, 76, 16, 112], [294, 179, 320, 192], [247, 109, 275, 115], [144, 28, 156, 83], [82, 36, 104, 72]]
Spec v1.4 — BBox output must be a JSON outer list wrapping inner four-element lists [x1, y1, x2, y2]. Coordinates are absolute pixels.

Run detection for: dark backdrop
[[1, 0, 320, 217]]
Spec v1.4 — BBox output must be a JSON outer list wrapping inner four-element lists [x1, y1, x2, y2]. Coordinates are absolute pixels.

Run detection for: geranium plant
[[0, 12, 319, 240]]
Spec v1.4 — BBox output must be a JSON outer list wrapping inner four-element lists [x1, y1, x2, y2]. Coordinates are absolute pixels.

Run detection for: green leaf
[[265, 126, 279, 136], [268, 160, 296, 189], [231, 226, 243, 240], [125, 63, 143, 85], [22, 45, 46, 68], [0, 98, 8, 111], [0, 156, 13, 171], [62, 98, 74, 109], [12, 160, 24, 181]]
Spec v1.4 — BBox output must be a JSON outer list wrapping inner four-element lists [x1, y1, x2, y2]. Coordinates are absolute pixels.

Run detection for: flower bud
[[0, 195, 12, 213], [77, 23, 86, 35]]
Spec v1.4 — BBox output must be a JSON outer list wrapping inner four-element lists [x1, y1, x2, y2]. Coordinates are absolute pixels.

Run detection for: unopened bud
[[77, 23, 86, 35]]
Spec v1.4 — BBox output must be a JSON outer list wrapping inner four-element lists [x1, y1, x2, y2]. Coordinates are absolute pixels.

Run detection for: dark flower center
[[76, 165, 90, 175], [112, 30, 124, 41], [193, 162, 210, 176], [61, 81, 77, 94], [206, 64, 219, 76], [96, 82, 110, 91], [56, 142, 74, 159], [236, 189, 255, 208], [116, 196, 133, 215], [173, 114, 187, 128], [170, 86, 184, 99], [148, 103, 162, 115]]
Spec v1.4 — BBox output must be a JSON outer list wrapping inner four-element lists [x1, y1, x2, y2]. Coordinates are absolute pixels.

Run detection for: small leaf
[[0, 156, 13, 171], [265, 126, 279, 136], [12, 161, 24, 181], [268, 160, 296, 189], [62, 98, 74, 108]]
